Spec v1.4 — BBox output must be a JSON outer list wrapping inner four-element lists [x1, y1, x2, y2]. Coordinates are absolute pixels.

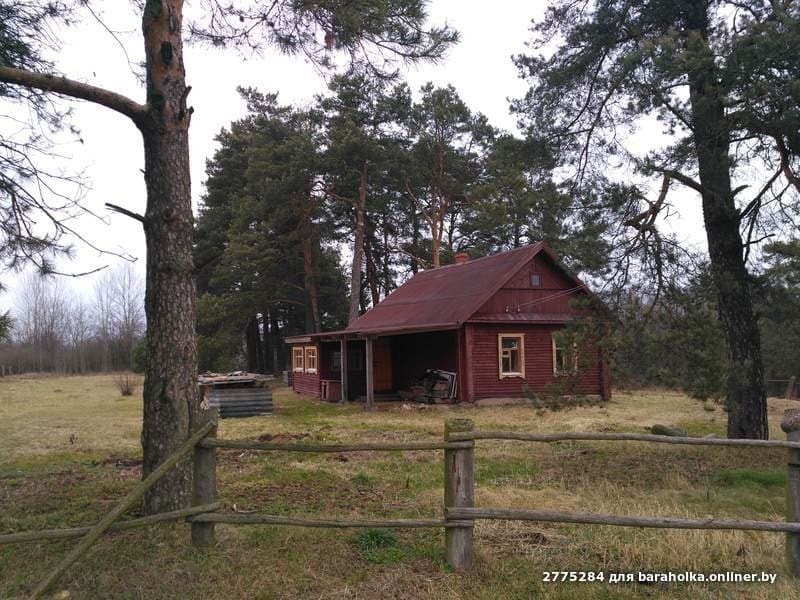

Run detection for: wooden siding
[[292, 370, 320, 397], [466, 323, 602, 400], [290, 342, 321, 397], [392, 331, 457, 392], [474, 255, 588, 317]]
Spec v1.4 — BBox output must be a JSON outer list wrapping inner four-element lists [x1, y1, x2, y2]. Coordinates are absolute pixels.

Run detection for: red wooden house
[[285, 243, 610, 404]]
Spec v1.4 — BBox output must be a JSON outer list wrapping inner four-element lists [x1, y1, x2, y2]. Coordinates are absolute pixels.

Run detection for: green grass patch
[[677, 419, 727, 437], [713, 468, 785, 489], [476, 457, 539, 486], [351, 528, 441, 565], [350, 472, 372, 488]]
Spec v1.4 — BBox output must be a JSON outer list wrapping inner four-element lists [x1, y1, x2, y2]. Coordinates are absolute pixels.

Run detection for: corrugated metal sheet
[[208, 387, 273, 418]]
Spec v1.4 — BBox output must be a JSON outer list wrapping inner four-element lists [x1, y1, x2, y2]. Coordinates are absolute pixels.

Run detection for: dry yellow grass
[[0, 374, 798, 599]]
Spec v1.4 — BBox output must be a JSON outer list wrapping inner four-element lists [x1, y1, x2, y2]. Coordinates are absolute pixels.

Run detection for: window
[[530, 273, 541, 287], [304, 346, 318, 374], [498, 334, 525, 378], [331, 350, 341, 372], [552, 334, 578, 376], [292, 347, 304, 372]]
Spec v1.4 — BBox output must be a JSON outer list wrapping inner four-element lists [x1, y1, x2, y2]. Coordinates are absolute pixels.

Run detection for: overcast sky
[[0, 1, 705, 311]]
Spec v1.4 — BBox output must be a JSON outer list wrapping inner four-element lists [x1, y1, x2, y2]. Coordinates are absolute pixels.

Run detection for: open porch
[[315, 328, 462, 407]]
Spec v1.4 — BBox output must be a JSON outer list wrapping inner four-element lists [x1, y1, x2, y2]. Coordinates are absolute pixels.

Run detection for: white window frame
[[292, 347, 305, 373], [498, 333, 525, 379], [304, 346, 318, 374]]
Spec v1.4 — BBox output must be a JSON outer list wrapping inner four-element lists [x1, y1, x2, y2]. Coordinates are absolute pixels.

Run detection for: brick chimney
[[454, 251, 470, 265]]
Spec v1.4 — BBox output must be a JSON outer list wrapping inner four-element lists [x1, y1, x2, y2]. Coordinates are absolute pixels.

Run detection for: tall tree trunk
[[300, 222, 321, 333], [301, 235, 322, 333], [430, 224, 441, 268], [262, 310, 272, 373], [684, 5, 767, 439], [410, 208, 420, 274], [349, 161, 368, 323], [270, 313, 281, 372], [365, 235, 381, 307], [245, 316, 259, 372], [140, 0, 200, 512], [429, 144, 446, 269], [382, 211, 392, 296]]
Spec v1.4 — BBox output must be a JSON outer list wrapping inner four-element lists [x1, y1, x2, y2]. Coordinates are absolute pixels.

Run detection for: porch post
[[464, 324, 475, 403], [365, 336, 375, 410], [339, 337, 349, 403]]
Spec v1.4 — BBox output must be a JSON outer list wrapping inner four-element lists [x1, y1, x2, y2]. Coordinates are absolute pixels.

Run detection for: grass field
[[1, 373, 798, 599]]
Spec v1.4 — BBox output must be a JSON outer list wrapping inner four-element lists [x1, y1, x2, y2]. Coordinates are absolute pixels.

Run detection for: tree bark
[[140, 0, 200, 512], [298, 205, 321, 333], [245, 316, 259, 372], [410, 208, 420, 274], [349, 161, 368, 323], [270, 313, 282, 371], [262, 310, 272, 373], [684, 4, 768, 439], [365, 235, 381, 307]]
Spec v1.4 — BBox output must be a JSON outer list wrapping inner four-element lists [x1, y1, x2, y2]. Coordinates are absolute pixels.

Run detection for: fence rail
[[186, 513, 472, 529], [199, 438, 472, 452], [0, 503, 221, 545], [446, 507, 800, 534], [8, 407, 800, 597], [449, 430, 800, 449]]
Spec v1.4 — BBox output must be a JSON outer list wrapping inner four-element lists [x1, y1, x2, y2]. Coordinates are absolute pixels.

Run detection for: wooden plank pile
[[198, 372, 273, 418], [399, 370, 457, 404]]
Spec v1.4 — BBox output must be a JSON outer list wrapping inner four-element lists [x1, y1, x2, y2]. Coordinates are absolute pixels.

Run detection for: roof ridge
[[419, 243, 538, 273]]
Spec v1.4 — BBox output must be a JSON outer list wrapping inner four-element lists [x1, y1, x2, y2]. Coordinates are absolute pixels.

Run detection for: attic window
[[531, 273, 541, 287], [498, 334, 525, 379]]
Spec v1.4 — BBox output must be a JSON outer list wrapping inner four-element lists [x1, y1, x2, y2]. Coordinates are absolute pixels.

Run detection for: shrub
[[354, 529, 403, 563], [115, 374, 137, 397]]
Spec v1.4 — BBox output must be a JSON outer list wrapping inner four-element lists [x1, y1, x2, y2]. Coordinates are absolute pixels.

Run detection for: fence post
[[787, 377, 797, 401], [192, 407, 218, 548], [444, 418, 474, 570], [783, 409, 800, 576]]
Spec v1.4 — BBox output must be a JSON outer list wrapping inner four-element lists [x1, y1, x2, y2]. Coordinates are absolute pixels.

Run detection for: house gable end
[[470, 247, 589, 319]]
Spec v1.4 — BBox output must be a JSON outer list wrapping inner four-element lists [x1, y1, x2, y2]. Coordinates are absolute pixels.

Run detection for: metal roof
[[326, 242, 585, 337]]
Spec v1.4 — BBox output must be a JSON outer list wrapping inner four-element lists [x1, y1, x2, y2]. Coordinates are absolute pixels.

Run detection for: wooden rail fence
[[6, 408, 800, 597]]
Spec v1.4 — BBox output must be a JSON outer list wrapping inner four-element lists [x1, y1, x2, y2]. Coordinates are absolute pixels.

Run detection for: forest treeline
[[193, 78, 621, 376], [0, 265, 145, 374], [192, 75, 800, 400]]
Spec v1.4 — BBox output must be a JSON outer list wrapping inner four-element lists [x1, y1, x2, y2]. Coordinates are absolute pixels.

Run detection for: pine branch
[[0, 66, 148, 126]]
